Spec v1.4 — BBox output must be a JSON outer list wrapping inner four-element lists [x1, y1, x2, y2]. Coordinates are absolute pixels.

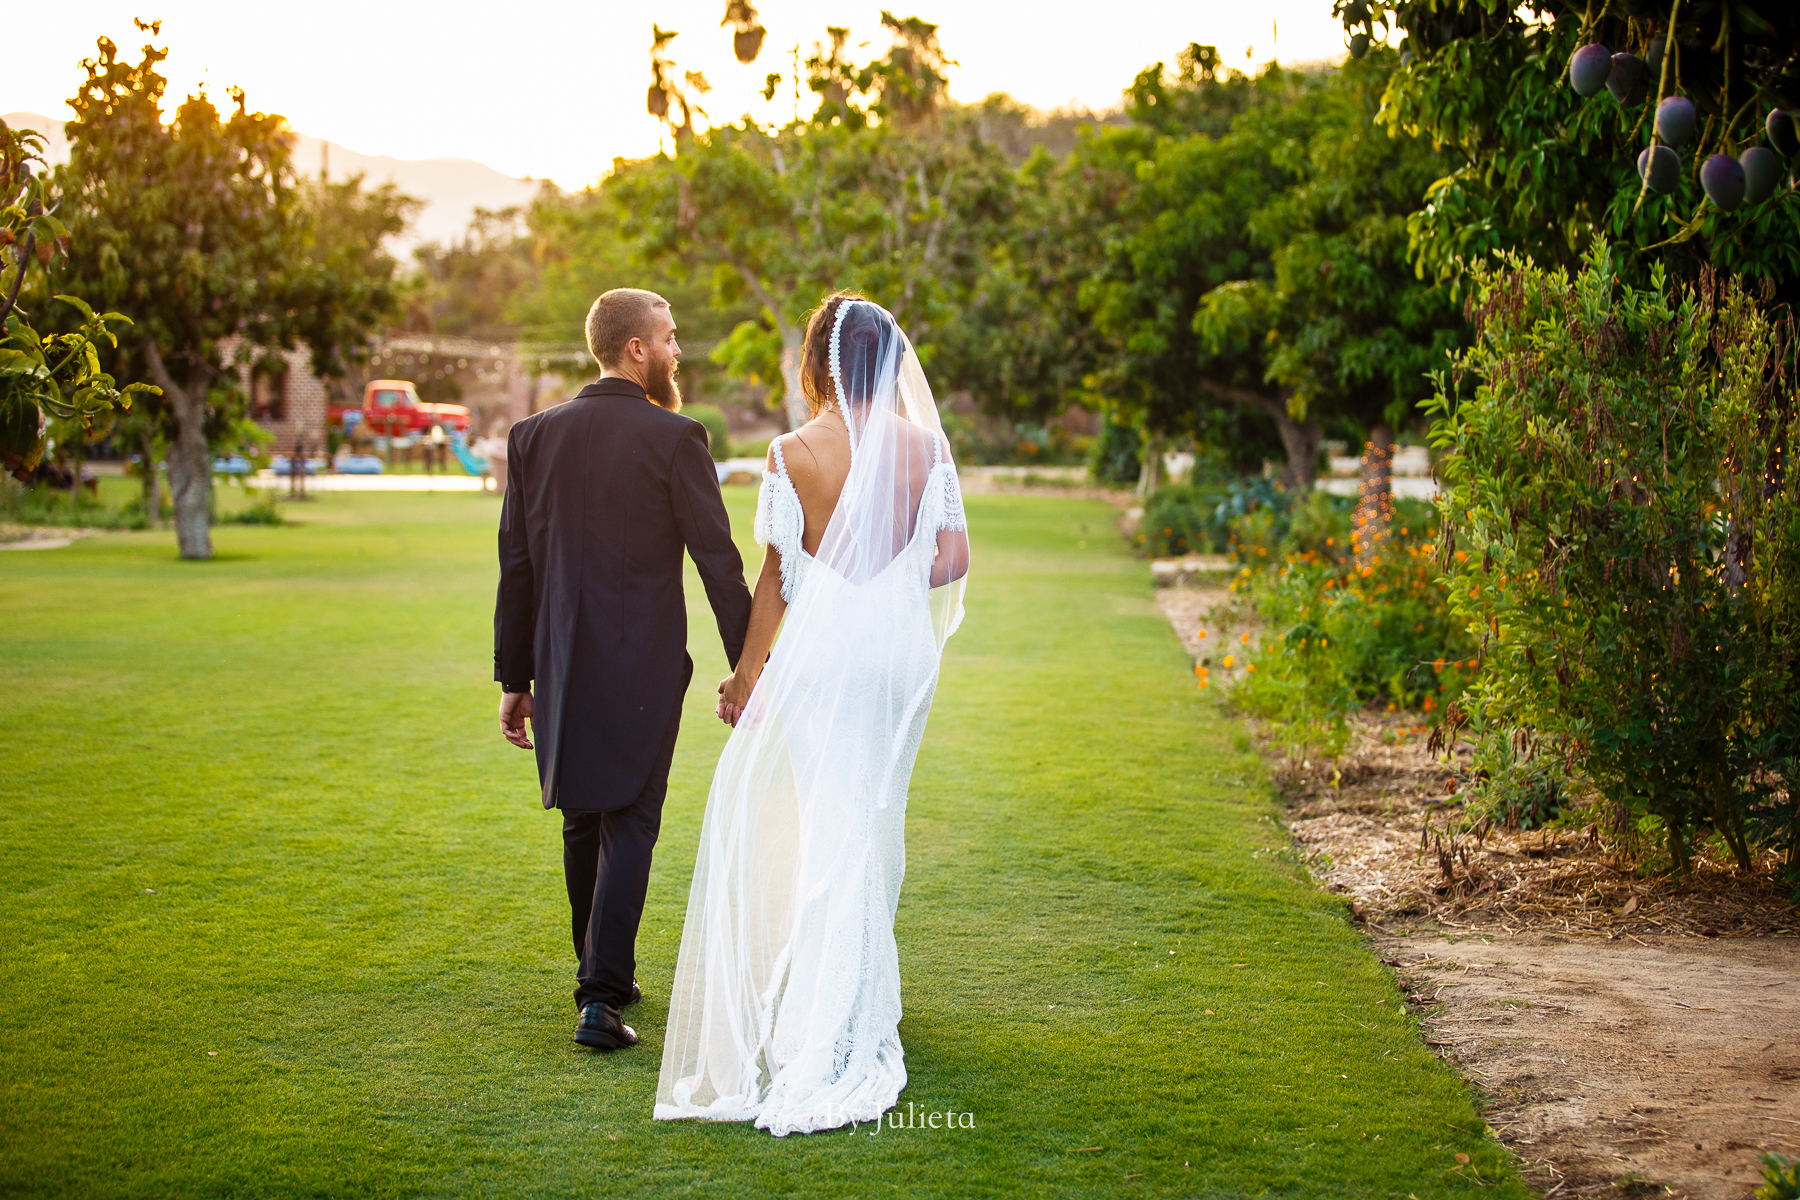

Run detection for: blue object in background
[[447, 428, 488, 476], [336, 455, 384, 475], [271, 456, 326, 476], [211, 456, 252, 475]]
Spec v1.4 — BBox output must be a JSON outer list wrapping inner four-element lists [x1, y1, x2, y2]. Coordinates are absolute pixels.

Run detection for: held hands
[[717, 670, 755, 727], [499, 689, 535, 749]]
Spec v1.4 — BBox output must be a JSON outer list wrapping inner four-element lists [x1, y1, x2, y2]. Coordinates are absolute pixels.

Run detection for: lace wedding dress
[[654, 299, 968, 1137]]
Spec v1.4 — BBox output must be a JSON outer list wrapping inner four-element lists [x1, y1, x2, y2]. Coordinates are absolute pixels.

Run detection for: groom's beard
[[646, 358, 682, 412]]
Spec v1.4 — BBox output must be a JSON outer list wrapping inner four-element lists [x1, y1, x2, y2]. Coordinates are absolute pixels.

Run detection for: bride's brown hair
[[798, 290, 869, 418]]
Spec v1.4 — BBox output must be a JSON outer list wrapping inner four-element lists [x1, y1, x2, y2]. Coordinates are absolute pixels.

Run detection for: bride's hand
[[722, 673, 753, 707], [718, 670, 755, 725]]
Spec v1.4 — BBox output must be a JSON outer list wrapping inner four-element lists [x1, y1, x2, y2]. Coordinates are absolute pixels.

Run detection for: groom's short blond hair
[[586, 289, 669, 368]]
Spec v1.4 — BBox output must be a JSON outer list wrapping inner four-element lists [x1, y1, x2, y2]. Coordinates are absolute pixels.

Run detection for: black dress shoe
[[624, 982, 642, 1009], [574, 1002, 638, 1050]]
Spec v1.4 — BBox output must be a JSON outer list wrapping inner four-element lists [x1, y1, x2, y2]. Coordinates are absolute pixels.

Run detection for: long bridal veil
[[654, 299, 968, 1135]]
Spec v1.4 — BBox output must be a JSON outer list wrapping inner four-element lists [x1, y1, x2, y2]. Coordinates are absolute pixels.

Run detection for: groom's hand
[[500, 689, 535, 749]]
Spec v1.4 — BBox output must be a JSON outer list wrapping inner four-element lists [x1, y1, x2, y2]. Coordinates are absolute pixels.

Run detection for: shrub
[[1141, 484, 1227, 556], [684, 404, 731, 461], [1426, 244, 1800, 874], [1469, 736, 1567, 832], [1090, 413, 1141, 484], [2, 480, 148, 530], [217, 489, 283, 525], [1229, 491, 1479, 758], [1142, 474, 1295, 558], [1759, 1153, 1800, 1200], [942, 414, 1092, 467]]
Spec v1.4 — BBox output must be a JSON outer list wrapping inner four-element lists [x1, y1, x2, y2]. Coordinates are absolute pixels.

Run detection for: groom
[[493, 288, 752, 1050]]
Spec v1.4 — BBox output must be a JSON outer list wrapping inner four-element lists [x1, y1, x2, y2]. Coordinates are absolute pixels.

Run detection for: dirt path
[[1152, 574, 1800, 1198], [1384, 933, 1799, 1198]]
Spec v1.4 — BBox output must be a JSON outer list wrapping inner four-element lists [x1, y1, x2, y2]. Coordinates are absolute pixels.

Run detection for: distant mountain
[[4, 111, 542, 255]]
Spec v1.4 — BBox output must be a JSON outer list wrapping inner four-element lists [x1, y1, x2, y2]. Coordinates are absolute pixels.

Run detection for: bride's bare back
[[779, 412, 853, 556], [780, 409, 950, 555]]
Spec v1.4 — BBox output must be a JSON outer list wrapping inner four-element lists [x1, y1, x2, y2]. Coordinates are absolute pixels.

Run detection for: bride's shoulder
[[766, 433, 802, 482], [901, 422, 950, 466]]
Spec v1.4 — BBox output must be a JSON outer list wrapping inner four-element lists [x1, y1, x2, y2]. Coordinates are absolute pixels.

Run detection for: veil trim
[[828, 300, 859, 457]]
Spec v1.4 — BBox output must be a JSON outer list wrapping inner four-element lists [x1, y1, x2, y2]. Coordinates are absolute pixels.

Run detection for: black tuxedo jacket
[[493, 378, 752, 810]]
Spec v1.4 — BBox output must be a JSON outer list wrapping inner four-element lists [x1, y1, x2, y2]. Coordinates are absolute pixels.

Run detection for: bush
[[1758, 1153, 1800, 1200], [1140, 485, 1229, 556], [217, 489, 283, 525], [1140, 473, 1291, 558], [1426, 244, 1800, 874], [1470, 738, 1567, 832], [943, 413, 1092, 466], [1090, 413, 1141, 484], [1228, 493, 1479, 758], [684, 404, 731, 461], [2, 479, 148, 530]]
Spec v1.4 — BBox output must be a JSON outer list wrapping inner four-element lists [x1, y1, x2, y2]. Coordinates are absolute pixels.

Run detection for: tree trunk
[[778, 321, 806, 432], [138, 427, 161, 529], [1230, 386, 1322, 492], [1664, 810, 1692, 874], [69, 438, 84, 523], [718, 254, 804, 431], [1136, 431, 1162, 498], [1712, 791, 1754, 873], [143, 340, 213, 560], [1355, 422, 1395, 568]]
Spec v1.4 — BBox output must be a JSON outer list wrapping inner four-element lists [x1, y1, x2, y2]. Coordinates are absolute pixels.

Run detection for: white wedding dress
[[655, 300, 968, 1137]]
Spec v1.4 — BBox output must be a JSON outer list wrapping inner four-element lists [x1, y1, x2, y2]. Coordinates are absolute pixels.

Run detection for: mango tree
[[0, 120, 154, 484], [1366, 0, 1800, 285]]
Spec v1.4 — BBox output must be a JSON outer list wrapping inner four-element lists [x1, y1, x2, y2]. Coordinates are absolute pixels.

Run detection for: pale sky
[[18, 2, 1353, 189]]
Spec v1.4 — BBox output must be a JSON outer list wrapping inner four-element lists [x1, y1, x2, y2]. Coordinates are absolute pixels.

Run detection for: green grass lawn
[[0, 488, 1522, 1199]]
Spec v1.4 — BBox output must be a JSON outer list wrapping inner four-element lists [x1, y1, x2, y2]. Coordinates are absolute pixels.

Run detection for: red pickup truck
[[330, 380, 471, 435]]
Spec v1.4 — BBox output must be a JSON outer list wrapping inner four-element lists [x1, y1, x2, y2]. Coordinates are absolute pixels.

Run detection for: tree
[[0, 120, 154, 484], [1365, 0, 1800, 287], [1076, 52, 1460, 490], [1195, 48, 1464, 515], [503, 180, 758, 399], [619, 13, 1010, 428], [405, 207, 536, 342], [54, 26, 408, 558]]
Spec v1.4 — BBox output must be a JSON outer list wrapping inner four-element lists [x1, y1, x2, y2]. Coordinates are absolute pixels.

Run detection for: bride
[[653, 293, 970, 1137]]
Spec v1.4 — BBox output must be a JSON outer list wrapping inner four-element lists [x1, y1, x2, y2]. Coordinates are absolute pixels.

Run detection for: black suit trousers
[[562, 699, 681, 1011]]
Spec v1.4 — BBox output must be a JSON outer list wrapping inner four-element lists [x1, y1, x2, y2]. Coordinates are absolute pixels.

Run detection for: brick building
[[221, 338, 333, 454]]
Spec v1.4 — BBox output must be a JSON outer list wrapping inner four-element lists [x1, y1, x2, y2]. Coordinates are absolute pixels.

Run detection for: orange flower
[[1223, 655, 1236, 669], [1240, 632, 1250, 644], [1198, 629, 1208, 639]]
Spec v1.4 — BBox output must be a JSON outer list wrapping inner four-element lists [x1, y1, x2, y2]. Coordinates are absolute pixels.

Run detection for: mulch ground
[[1282, 713, 1798, 942]]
